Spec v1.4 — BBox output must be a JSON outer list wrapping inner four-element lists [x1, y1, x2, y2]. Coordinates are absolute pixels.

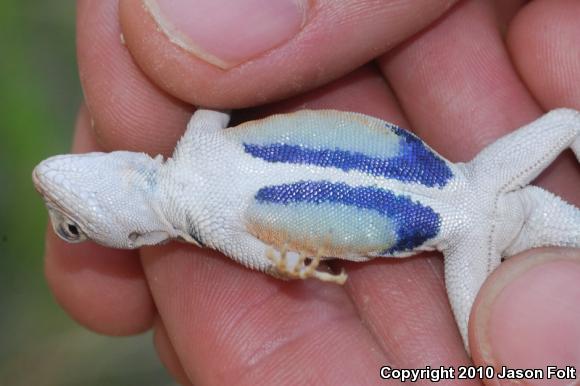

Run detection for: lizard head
[[33, 151, 171, 249]]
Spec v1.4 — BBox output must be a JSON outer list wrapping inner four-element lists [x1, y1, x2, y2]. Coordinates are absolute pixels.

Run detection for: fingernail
[[143, 0, 308, 69], [474, 250, 580, 385]]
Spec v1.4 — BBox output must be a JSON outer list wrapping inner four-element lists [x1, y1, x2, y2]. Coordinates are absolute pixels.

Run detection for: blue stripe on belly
[[255, 181, 441, 254], [243, 124, 452, 187]]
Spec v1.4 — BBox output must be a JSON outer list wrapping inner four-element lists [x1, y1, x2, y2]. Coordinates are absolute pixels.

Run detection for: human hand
[[45, 0, 580, 384]]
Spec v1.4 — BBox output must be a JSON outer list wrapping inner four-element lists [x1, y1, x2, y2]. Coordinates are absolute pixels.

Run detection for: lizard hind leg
[[468, 108, 580, 192], [265, 243, 348, 285], [504, 186, 580, 256]]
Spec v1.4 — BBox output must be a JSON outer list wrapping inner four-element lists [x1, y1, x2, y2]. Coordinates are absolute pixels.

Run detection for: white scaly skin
[[33, 108, 580, 352]]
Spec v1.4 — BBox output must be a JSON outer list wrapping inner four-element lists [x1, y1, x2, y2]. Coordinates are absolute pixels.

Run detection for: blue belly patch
[[249, 181, 441, 254], [244, 136, 452, 187], [234, 110, 453, 187]]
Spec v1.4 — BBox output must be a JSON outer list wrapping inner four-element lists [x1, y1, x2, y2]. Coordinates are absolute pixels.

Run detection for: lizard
[[33, 108, 580, 351]]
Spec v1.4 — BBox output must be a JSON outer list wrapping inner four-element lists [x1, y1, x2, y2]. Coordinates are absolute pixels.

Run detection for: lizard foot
[[266, 244, 347, 285]]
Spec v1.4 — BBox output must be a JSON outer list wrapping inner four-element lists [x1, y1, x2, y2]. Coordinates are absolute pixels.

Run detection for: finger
[[79, 0, 458, 153], [153, 317, 192, 386], [44, 105, 155, 335], [507, 0, 580, 205], [141, 244, 385, 384], [77, 0, 192, 154], [507, 0, 580, 110], [343, 257, 476, 367], [491, 0, 527, 35], [234, 63, 404, 122], [116, 0, 458, 109], [470, 248, 580, 376]]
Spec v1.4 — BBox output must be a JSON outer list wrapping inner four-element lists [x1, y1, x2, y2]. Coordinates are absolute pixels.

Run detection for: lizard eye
[[46, 205, 87, 243], [56, 220, 86, 243]]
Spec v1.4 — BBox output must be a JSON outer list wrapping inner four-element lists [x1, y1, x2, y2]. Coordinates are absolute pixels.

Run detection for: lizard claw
[[266, 244, 347, 285]]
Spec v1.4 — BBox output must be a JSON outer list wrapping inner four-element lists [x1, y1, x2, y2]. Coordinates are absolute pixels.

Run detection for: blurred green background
[[0, 2, 172, 384]]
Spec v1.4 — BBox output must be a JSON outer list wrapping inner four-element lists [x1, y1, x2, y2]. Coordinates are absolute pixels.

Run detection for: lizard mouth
[[31, 165, 46, 196]]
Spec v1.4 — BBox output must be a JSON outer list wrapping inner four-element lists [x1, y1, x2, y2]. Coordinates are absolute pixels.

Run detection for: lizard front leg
[[172, 108, 231, 159], [265, 243, 347, 284]]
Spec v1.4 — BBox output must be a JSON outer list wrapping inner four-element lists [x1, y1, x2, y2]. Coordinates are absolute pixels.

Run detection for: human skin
[[44, 0, 580, 384]]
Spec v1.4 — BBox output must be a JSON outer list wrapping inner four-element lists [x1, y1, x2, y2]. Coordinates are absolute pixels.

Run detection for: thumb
[[118, 0, 457, 107], [470, 248, 580, 384]]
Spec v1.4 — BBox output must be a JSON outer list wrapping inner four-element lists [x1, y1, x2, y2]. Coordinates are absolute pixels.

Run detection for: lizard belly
[[215, 110, 466, 259], [222, 149, 463, 260]]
